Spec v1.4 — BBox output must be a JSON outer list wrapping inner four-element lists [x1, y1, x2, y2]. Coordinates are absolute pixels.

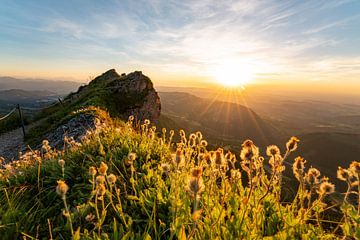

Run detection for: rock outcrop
[[66, 69, 161, 123], [0, 69, 161, 161]]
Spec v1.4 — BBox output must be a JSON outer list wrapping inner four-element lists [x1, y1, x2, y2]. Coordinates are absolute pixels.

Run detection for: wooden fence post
[[58, 98, 64, 106], [17, 104, 26, 138]]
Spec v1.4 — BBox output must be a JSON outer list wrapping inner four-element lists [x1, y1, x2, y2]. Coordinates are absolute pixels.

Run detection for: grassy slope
[[1, 109, 359, 239]]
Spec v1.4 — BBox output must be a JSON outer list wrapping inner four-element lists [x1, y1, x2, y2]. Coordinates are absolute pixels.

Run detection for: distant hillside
[[0, 89, 58, 101], [297, 132, 360, 187], [159, 92, 286, 147], [0, 76, 82, 94]]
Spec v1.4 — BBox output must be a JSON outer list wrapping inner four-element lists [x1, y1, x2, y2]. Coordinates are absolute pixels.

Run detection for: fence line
[[0, 108, 17, 121]]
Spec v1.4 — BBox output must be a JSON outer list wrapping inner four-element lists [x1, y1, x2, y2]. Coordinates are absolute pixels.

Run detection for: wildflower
[[293, 157, 306, 181], [230, 169, 241, 180], [42, 139, 49, 146], [269, 155, 284, 172], [161, 163, 171, 174], [286, 137, 299, 153], [189, 137, 196, 147], [98, 162, 108, 175], [144, 119, 150, 125], [196, 131, 203, 140], [349, 161, 360, 176], [240, 140, 259, 162], [56, 180, 69, 198], [95, 175, 105, 185], [97, 184, 106, 196], [319, 181, 335, 195], [200, 140, 208, 147], [58, 159, 65, 168], [214, 150, 225, 166], [188, 177, 205, 197], [85, 213, 95, 222], [337, 167, 353, 181], [107, 174, 117, 184], [351, 181, 359, 188], [266, 145, 281, 157], [126, 152, 137, 166], [173, 149, 185, 167], [179, 129, 186, 137], [89, 166, 97, 176], [192, 210, 203, 221], [306, 167, 321, 185], [191, 167, 203, 178]]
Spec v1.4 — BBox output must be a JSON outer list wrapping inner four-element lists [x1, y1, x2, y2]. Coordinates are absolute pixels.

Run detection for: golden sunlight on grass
[[209, 61, 254, 87]]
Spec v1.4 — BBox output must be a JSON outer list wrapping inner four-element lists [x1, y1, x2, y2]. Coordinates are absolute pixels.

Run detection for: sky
[[0, 0, 359, 89]]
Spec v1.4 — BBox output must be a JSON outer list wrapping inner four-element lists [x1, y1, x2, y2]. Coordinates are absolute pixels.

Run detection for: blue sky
[[0, 0, 359, 86]]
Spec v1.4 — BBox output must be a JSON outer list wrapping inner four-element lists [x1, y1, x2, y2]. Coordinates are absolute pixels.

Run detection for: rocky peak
[[66, 69, 161, 123]]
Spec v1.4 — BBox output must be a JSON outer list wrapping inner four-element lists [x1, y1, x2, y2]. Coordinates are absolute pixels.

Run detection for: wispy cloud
[[0, 0, 359, 83]]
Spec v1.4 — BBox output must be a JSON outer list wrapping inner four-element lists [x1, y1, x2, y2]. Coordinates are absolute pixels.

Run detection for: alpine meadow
[[0, 1, 360, 239]]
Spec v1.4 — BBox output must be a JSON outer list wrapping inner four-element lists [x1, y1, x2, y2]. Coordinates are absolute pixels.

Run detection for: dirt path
[[0, 122, 39, 161]]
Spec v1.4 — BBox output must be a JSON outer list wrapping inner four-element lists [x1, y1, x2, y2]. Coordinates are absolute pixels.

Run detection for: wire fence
[[0, 99, 63, 138], [0, 107, 17, 121]]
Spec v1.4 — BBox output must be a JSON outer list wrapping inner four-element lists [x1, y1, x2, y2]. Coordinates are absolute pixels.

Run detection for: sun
[[209, 61, 254, 87]]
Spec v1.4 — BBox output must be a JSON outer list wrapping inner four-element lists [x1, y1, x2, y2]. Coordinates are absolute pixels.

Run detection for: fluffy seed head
[[107, 174, 117, 184], [58, 159, 65, 167], [293, 157, 306, 181], [191, 167, 203, 178], [349, 161, 360, 175], [95, 175, 105, 185], [97, 184, 106, 196], [319, 181, 335, 195], [56, 180, 69, 197], [266, 145, 281, 157], [337, 167, 352, 181], [188, 177, 205, 197], [89, 166, 97, 176], [98, 162, 108, 175], [286, 137, 299, 153]]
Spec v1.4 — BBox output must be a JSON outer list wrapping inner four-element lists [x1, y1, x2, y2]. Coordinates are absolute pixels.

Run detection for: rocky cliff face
[[67, 69, 161, 123]]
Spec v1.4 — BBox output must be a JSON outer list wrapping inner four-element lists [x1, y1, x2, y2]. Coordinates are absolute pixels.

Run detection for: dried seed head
[[191, 167, 203, 178], [96, 184, 106, 196], [319, 181, 335, 195], [266, 145, 281, 157], [188, 177, 205, 196], [337, 167, 352, 181], [349, 161, 360, 175], [128, 152, 137, 162], [306, 167, 321, 185], [200, 140, 208, 147], [286, 137, 299, 153], [58, 159, 65, 168], [85, 213, 95, 222], [98, 162, 108, 175], [161, 163, 171, 174], [56, 180, 69, 197], [107, 174, 117, 184], [293, 157, 306, 181], [173, 149, 185, 166], [215, 150, 225, 166], [95, 175, 105, 185], [89, 166, 97, 176]]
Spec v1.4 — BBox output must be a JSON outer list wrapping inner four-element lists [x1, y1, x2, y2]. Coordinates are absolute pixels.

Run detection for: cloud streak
[[0, 0, 359, 83]]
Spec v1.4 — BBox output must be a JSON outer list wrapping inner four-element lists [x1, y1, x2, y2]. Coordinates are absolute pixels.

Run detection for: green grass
[[1, 107, 359, 239]]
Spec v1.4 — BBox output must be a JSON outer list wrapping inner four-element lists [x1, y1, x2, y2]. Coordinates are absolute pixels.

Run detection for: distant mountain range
[[158, 91, 360, 192], [0, 76, 82, 94], [159, 92, 286, 148]]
